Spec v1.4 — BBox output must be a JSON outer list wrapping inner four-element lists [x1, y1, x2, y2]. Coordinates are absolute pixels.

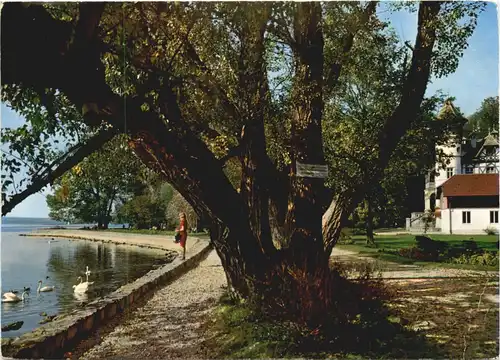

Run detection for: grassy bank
[[337, 234, 498, 270]]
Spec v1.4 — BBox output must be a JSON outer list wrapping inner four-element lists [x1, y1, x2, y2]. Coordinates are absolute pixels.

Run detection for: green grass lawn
[[342, 234, 498, 251], [337, 234, 499, 269]]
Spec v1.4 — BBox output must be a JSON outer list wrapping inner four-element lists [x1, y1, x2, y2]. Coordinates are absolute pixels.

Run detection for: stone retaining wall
[[1, 238, 212, 359]]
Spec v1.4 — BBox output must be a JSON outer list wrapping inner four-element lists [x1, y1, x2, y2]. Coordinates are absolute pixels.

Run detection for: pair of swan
[[39, 267, 92, 293], [2, 276, 55, 303], [2, 277, 54, 303], [73, 266, 94, 294], [3, 275, 55, 303]]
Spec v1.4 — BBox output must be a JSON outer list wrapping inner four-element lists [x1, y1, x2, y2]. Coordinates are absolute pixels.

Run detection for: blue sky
[[379, 2, 499, 112], [2, 2, 498, 218]]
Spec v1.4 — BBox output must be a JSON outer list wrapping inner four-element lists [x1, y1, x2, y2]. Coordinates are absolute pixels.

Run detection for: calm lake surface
[[1, 217, 170, 338]]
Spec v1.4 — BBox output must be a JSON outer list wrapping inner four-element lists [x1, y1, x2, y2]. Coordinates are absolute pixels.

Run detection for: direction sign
[[296, 162, 329, 178]]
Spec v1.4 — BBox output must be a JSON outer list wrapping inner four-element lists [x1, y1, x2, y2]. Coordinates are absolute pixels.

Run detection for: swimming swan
[[2, 291, 28, 303], [73, 276, 93, 294], [37, 280, 55, 292]]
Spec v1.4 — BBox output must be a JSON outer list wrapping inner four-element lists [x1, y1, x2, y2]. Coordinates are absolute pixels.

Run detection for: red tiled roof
[[440, 174, 499, 197]]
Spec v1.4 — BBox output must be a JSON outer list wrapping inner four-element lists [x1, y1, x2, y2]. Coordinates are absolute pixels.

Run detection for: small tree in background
[[115, 181, 174, 229], [166, 190, 198, 231], [468, 96, 499, 137], [115, 195, 166, 229], [46, 135, 142, 228]]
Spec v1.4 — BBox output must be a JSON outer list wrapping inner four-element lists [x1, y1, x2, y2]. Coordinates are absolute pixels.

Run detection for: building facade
[[438, 174, 499, 234], [408, 100, 499, 234]]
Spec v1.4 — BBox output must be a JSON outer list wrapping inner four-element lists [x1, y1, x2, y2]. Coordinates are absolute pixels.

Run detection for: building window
[[486, 166, 496, 173], [465, 166, 474, 174], [490, 211, 499, 224], [462, 211, 471, 224], [446, 167, 454, 178]]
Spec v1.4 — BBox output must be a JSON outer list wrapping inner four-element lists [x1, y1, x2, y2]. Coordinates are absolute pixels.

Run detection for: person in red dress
[[177, 212, 188, 260]]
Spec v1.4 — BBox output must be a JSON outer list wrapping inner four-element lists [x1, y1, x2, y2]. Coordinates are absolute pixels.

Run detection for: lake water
[[1, 217, 170, 338]]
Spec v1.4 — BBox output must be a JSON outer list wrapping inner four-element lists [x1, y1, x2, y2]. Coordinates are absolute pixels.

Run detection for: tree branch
[[218, 144, 243, 167], [73, 2, 106, 45], [2, 129, 117, 216], [325, 1, 378, 89], [184, 40, 242, 121]]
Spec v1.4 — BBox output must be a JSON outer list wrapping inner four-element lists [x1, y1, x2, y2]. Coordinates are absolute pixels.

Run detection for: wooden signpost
[[296, 162, 329, 178]]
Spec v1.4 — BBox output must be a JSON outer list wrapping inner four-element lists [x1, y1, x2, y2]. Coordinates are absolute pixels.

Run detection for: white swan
[[73, 276, 93, 294], [37, 280, 55, 292], [2, 291, 28, 303], [3, 291, 18, 298]]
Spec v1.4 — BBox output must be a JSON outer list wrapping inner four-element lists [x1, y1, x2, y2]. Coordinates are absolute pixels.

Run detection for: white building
[[408, 100, 499, 234], [438, 174, 499, 234]]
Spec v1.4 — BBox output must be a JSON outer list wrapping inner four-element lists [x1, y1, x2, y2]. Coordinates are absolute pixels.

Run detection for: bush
[[484, 226, 498, 235], [461, 239, 479, 253], [450, 251, 498, 267], [393, 236, 498, 267], [414, 236, 449, 261], [398, 247, 429, 261]]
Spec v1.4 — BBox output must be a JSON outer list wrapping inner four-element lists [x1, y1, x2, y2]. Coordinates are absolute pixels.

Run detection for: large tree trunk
[[286, 2, 327, 271], [237, 6, 275, 258]]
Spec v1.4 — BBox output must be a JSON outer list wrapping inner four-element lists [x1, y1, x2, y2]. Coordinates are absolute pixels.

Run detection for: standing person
[[176, 212, 188, 260]]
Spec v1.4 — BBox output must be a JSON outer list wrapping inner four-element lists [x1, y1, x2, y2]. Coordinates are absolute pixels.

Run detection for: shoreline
[[2, 230, 211, 359], [20, 229, 205, 253]]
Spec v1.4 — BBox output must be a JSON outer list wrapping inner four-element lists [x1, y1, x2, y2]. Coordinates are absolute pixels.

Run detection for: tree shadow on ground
[[205, 264, 450, 359]]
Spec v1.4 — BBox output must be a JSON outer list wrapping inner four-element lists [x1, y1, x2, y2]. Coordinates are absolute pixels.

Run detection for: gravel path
[[80, 250, 225, 360]]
